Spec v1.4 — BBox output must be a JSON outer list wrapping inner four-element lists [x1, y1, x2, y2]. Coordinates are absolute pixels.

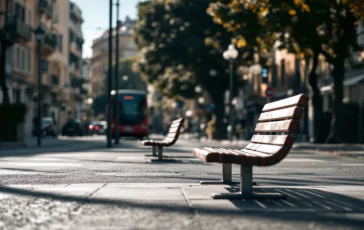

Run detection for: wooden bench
[[139, 118, 184, 160], [192, 94, 309, 200]]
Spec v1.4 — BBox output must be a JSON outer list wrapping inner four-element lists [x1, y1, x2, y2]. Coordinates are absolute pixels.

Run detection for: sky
[[71, 0, 140, 58]]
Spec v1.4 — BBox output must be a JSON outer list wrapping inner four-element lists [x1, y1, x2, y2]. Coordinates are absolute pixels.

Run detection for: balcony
[[70, 2, 83, 23], [71, 74, 85, 88], [39, 0, 53, 19], [4, 16, 33, 44], [40, 33, 57, 57], [51, 74, 59, 85], [70, 42, 81, 56]]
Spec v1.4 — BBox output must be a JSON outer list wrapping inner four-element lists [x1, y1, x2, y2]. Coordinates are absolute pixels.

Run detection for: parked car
[[32, 117, 56, 137], [61, 119, 84, 136], [89, 121, 106, 135]]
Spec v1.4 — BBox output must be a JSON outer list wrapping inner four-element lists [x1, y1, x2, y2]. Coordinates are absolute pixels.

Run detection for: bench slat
[[255, 120, 299, 133], [258, 106, 304, 122], [172, 118, 183, 124], [244, 143, 285, 155], [262, 94, 309, 112], [251, 135, 294, 147], [168, 126, 181, 133], [139, 118, 184, 147], [170, 122, 182, 128], [192, 148, 220, 163]]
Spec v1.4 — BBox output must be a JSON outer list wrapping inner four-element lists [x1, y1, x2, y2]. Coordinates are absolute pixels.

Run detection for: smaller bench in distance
[[139, 118, 185, 160], [192, 94, 309, 200]]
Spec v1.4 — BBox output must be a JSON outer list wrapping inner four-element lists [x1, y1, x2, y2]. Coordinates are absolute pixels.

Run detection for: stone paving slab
[[2, 183, 364, 229]]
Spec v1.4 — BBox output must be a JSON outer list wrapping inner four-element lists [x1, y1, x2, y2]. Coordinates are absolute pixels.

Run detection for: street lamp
[[114, 0, 121, 145], [34, 26, 45, 147], [223, 44, 238, 141], [86, 97, 94, 105]]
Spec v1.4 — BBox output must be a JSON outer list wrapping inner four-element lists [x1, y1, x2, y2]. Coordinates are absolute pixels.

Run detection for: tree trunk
[[326, 59, 345, 143], [0, 44, 10, 104], [206, 82, 227, 140], [307, 52, 324, 143], [212, 93, 227, 140]]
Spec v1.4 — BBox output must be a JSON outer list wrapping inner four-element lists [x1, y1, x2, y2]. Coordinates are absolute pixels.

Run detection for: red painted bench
[[192, 94, 309, 199], [139, 118, 184, 160]]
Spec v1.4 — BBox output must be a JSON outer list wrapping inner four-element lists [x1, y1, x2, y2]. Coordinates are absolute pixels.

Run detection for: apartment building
[[90, 16, 138, 98], [0, 0, 85, 136], [68, 1, 84, 119]]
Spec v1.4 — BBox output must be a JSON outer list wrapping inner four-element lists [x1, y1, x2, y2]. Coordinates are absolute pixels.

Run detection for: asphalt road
[[1, 136, 363, 186], [0, 136, 364, 230]]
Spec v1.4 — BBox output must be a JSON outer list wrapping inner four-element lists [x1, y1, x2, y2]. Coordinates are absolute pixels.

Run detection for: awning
[[344, 74, 364, 86]]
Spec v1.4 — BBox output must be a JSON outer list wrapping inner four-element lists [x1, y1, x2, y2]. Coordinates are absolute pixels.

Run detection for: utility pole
[[107, 0, 113, 148], [114, 0, 120, 145]]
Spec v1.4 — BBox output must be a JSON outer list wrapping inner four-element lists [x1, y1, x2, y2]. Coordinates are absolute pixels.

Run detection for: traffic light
[[262, 67, 268, 84]]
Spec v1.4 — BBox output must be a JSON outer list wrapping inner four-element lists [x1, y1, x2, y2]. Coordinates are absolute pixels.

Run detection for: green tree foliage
[[210, 0, 364, 143], [115, 57, 147, 91], [133, 0, 253, 138], [93, 58, 147, 116]]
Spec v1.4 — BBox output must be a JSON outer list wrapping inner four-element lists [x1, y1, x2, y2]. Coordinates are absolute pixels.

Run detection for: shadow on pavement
[[0, 139, 106, 158], [0, 185, 363, 229]]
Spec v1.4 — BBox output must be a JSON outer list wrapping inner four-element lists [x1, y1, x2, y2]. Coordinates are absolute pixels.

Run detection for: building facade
[[68, 1, 84, 120], [0, 0, 84, 137], [90, 16, 137, 98]]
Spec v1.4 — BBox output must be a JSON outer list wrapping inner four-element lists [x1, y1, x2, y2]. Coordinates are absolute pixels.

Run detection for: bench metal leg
[[200, 163, 257, 185], [211, 165, 286, 200], [152, 146, 157, 156], [158, 146, 163, 160]]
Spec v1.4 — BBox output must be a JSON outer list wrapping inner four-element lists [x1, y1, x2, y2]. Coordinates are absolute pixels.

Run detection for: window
[[280, 59, 285, 87], [27, 48, 32, 73], [15, 89, 21, 103], [21, 49, 25, 71], [13, 3, 25, 22], [26, 8, 31, 25], [58, 35, 63, 52], [16, 46, 20, 69]]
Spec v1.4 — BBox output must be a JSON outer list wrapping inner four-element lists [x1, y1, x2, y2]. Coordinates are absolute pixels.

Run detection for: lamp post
[[223, 44, 238, 141], [107, 0, 113, 148], [114, 0, 121, 145], [34, 26, 45, 147]]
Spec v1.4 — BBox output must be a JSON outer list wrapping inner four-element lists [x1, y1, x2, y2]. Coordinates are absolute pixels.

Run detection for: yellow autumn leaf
[[289, 9, 297, 15], [237, 38, 247, 48], [301, 4, 311, 12]]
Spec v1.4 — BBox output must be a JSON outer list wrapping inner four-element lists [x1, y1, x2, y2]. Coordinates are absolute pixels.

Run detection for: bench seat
[[139, 118, 184, 160], [192, 94, 309, 200]]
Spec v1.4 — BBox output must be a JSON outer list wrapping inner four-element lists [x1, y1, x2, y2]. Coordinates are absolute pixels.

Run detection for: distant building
[[68, 1, 85, 119], [90, 16, 138, 97]]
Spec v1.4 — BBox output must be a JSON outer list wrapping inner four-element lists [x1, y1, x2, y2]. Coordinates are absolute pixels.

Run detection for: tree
[[133, 0, 254, 138], [93, 57, 147, 116], [209, 0, 364, 143], [113, 57, 147, 91]]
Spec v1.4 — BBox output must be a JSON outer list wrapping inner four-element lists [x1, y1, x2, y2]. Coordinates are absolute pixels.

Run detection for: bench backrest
[[246, 94, 309, 164], [164, 118, 185, 146]]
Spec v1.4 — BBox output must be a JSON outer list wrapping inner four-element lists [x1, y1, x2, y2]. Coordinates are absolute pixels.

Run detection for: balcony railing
[[39, 0, 53, 19], [6, 16, 33, 42], [70, 3, 83, 21], [43, 33, 58, 49]]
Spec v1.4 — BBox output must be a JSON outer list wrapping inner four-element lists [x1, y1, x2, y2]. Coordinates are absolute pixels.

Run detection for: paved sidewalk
[[0, 136, 102, 150], [1, 183, 364, 229]]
